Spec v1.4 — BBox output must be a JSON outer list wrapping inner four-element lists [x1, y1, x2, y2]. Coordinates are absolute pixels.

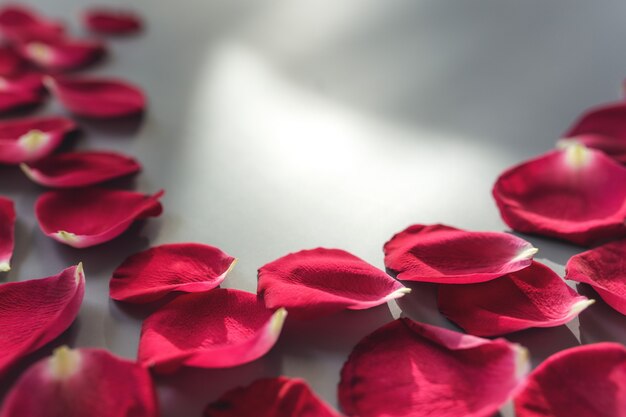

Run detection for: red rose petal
[[0, 5, 64, 43], [338, 318, 529, 417], [83, 8, 142, 34], [0, 45, 23, 76], [138, 288, 287, 373], [438, 261, 593, 336], [257, 248, 410, 319], [21, 150, 141, 188], [35, 188, 164, 248], [0, 346, 158, 417], [514, 343, 626, 417], [45, 75, 145, 118], [383, 223, 538, 284], [18, 37, 105, 72], [566, 239, 626, 315], [0, 72, 44, 113], [204, 377, 341, 417], [110, 243, 236, 303], [0, 116, 75, 164], [0, 264, 85, 378], [493, 143, 626, 246], [0, 196, 15, 272]]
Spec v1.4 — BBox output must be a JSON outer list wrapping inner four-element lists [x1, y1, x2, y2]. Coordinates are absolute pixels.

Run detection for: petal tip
[[564, 142, 592, 168], [270, 308, 288, 335], [0, 261, 10, 272], [55, 230, 79, 245], [18, 129, 50, 153], [75, 262, 85, 284], [49, 345, 81, 379], [390, 287, 412, 299], [515, 345, 531, 380], [512, 246, 539, 262], [570, 298, 595, 316]]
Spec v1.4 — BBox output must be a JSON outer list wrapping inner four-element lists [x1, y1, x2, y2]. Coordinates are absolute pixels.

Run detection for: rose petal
[[45, 75, 145, 118], [204, 377, 342, 417], [438, 261, 593, 336], [493, 143, 626, 246], [138, 288, 287, 373], [383, 223, 538, 284], [83, 8, 142, 34], [0, 5, 64, 43], [566, 239, 626, 315], [0, 45, 23, 76], [0, 196, 15, 272], [257, 248, 410, 319], [0, 346, 158, 417], [0, 264, 84, 378], [0, 72, 44, 113], [338, 318, 529, 417], [35, 188, 164, 248], [514, 343, 626, 417], [0, 116, 75, 164], [110, 243, 236, 303], [18, 37, 105, 72], [21, 150, 141, 188]]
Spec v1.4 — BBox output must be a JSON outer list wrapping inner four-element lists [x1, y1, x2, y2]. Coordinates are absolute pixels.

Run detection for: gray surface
[[2, 1, 626, 416]]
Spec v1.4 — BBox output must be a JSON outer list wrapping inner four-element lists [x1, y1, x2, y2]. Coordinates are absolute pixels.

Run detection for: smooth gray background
[[1, 1, 626, 416]]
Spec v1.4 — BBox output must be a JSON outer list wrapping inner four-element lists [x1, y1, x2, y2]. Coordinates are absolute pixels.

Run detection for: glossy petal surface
[[83, 9, 142, 34], [0, 116, 75, 164], [18, 37, 105, 71], [0, 196, 15, 272]]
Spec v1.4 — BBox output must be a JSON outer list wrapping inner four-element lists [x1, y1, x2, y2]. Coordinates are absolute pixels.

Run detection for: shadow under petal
[[395, 281, 459, 330], [577, 284, 626, 345], [505, 325, 580, 368], [510, 231, 582, 267], [79, 112, 145, 138]]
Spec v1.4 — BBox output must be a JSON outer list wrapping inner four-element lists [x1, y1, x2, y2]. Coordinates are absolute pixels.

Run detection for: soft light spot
[[511, 246, 539, 262], [270, 308, 287, 335], [0, 261, 9, 272], [49, 346, 81, 379], [26, 42, 53, 65], [18, 130, 49, 153], [569, 299, 595, 317], [75, 262, 84, 285], [389, 287, 412, 300], [564, 142, 592, 168], [515, 345, 530, 380]]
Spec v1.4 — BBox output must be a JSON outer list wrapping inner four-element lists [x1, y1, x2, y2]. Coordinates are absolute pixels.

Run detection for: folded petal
[[0, 346, 158, 417], [83, 8, 142, 34], [204, 377, 342, 417], [438, 261, 593, 336], [0, 196, 15, 272], [0, 5, 64, 43], [110, 243, 236, 303], [0, 264, 85, 378], [515, 343, 626, 417], [21, 150, 141, 188], [384, 224, 537, 284], [493, 144, 626, 246], [338, 318, 529, 417], [0, 116, 75, 164], [257, 248, 410, 319], [138, 288, 287, 373], [0, 45, 23, 76], [45, 75, 145, 118], [35, 188, 164, 248], [18, 37, 105, 72], [566, 239, 626, 315], [0, 72, 44, 113]]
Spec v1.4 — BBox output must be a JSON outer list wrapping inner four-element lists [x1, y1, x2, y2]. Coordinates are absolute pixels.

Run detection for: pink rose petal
[[0, 72, 44, 113], [0, 5, 64, 43], [0, 116, 75, 164], [83, 8, 142, 34], [18, 36, 105, 72], [0, 196, 15, 272]]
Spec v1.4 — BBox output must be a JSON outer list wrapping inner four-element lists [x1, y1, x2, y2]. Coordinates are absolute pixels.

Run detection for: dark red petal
[[18, 37, 105, 72], [0, 196, 15, 272], [45, 75, 145, 118], [0, 5, 64, 43], [204, 377, 341, 417], [0, 116, 76, 164], [383, 224, 538, 284], [515, 343, 626, 417], [0, 346, 158, 417], [21, 150, 141, 188], [110, 243, 236, 303], [257, 248, 410, 319], [83, 8, 142, 34], [493, 144, 626, 246], [566, 239, 626, 315], [338, 318, 528, 417], [0, 264, 85, 378], [138, 288, 286, 373], [438, 261, 593, 336], [0, 72, 44, 113], [35, 188, 164, 248], [0, 45, 23, 76]]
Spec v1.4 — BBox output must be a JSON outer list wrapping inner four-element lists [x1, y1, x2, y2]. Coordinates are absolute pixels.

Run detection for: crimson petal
[[45, 75, 145, 118], [0, 5, 64, 43], [0, 116, 75, 164], [18, 37, 105, 72], [83, 8, 142, 34], [493, 144, 626, 245], [0, 196, 15, 272], [0, 346, 158, 417], [204, 377, 342, 417], [514, 343, 626, 417], [35, 188, 164, 248], [438, 261, 593, 336], [566, 239, 626, 315], [138, 288, 286, 373], [0, 45, 23, 76], [338, 318, 529, 417], [384, 224, 538, 284], [257, 248, 410, 319], [0, 264, 84, 378], [21, 150, 141, 188], [0, 72, 44, 113], [110, 243, 236, 303]]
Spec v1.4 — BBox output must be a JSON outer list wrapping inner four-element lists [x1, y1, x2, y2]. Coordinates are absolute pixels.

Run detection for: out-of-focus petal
[[0, 196, 15, 272], [0, 116, 75, 164], [83, 8, 142, 34]]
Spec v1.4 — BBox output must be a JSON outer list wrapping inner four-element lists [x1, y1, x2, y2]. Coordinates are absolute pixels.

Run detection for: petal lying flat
[[0, 45, 23, 76], [83, 8, 142, 34], [0, 346, 158, 417], [0, 196, 15, 272], [21, 150, 141, 188], [338, 318, 529, 417], [35, 188, 164, 248], [45, 76, 145, 118], [0, 72, 44, 113], [204, 377, 341, 417], [515, 343, 626, 417], [493, 144, 626, 245], [0, 264, 84, 378], [18, 37, 105, 71], [257, 248, 410, 319], [0, 5, 64, 43], [138, 288, 286, 373], [383, 224, 537, 284], [0, 116, 76, 164], [110, 243, 236, 303], [438, 261, 593, 336], [566, 239, 626, 315]]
